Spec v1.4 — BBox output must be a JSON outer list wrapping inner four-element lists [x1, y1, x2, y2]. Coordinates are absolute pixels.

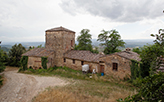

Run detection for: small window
[[113, 63, 118, 71], [81, 61, 84, 65], [64, 58, 66, 62], [73, 59, 75, 64], [71, 40, 73, 47]]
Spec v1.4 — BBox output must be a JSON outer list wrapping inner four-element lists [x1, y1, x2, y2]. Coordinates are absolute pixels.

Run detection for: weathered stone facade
[[99, 54, 132, 78], [63, 58, 99, 73], [27, 56, 53, 69], [45, 27, 75, 66], [27, 57, 42, 69]]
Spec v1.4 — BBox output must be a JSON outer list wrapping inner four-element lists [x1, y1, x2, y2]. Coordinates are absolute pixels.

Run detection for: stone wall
[[45, 31, 75, 67], [63, 58, 99, 73], [27, 57, 42, 69], [99, 54, 131, 79], [27, 56, 54, 69]]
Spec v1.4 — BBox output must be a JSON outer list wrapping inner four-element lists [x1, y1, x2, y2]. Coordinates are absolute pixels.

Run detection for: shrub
[[117, 72, 164, 102], [18, 68, 23, 72], [47, 67, 56, 72], [0, 75, 3, 86], [27, 68, 36, 73], [41, 57, 48, 69], [20, 56, 28, 71]]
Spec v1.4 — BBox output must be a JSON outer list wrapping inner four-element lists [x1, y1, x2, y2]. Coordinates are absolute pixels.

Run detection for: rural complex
[[23, 26, 141, 78]]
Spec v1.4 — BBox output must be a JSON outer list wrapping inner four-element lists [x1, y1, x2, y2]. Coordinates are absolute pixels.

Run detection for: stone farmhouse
[[22, 26, 141, 78]]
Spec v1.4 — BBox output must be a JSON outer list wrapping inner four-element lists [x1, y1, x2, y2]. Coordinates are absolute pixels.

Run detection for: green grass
[[20, 66, 136, 90]]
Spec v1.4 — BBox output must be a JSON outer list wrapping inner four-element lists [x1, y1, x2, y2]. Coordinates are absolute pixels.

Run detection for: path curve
[[0, 69, 67, 102]]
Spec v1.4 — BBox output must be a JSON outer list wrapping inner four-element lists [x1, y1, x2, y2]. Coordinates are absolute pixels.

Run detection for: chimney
[[126, 48, 131, 51], [99, 52, 105, 55]]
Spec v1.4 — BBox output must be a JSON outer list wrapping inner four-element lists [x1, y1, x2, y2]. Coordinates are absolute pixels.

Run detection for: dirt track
[[0, 68, 67, 102]]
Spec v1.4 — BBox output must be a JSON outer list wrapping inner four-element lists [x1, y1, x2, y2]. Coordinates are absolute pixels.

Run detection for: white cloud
[[60, 0, 164, 22], [0, 0, 164, 42]]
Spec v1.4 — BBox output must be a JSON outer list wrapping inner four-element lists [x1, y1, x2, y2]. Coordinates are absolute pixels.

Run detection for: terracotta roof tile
[[46, 26, 75, 33], [116, 51, 141, 61], [22, 48, 54, 57], [100, 51, 141, 62], [64, 50, 103, 63]]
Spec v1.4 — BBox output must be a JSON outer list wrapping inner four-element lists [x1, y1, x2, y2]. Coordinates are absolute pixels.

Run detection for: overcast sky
[[0, 0, 164, 42]]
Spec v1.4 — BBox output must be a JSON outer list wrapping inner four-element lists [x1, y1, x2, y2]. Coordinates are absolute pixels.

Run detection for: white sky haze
[[0, 0, 164, 42]]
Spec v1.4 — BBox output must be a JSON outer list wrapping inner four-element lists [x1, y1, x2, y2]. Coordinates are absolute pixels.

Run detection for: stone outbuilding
[[22, 48, 55, 69], [99, 49, 141, 78]]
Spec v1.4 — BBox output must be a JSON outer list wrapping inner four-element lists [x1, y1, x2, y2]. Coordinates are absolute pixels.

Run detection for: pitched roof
[[100, 51, 141, 62], [22, 48, 54, 57], [46, 26, 75, 33], [64, 50, 104, 63], [116, 51, 141, 61]]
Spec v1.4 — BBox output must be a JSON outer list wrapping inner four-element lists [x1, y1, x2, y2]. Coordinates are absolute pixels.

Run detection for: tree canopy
[[8, 44, 26, 67], [75, 29, 93, 52], [97, 29, 125, 54], [0, 48, 6, 72]]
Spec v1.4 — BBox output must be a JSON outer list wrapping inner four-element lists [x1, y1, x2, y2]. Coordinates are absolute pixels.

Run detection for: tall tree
[[0, 47, 5, 72], [97, 29, 125, 54], [8, 44, 26, 67], [75, 29, 93, 51], [139, 44, 163, 77]]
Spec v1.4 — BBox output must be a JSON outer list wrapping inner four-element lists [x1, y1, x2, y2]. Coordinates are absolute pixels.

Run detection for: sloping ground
[[0, 67, 67, 102]]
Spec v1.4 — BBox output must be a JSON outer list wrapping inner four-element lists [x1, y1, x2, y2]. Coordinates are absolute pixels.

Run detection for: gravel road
[[0, 68, 67, 102]]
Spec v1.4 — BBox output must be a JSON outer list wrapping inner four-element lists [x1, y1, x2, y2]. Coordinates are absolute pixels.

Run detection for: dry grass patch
[[5, 66, 19, 71], [33, 80, 137, 102]]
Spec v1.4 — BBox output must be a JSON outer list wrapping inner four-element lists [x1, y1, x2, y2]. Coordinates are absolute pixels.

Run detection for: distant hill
[[1, 42, 45, 49], [77, 39, 154, 48], [0, 47, 10, 53], [1, 39, 154, 51]]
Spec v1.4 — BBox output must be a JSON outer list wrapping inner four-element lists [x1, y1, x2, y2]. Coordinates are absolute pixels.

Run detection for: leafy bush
[[27, 68, 36, 73], [117, 72, 164, 102], [47, 67, 56, 72], [8, 44, 26, 67], [0, 48, 6, 73], [20, 56, 28, 71], [41, 57, 48, 69], [0, 75, 3, 86], [18, 67, 23, 72]]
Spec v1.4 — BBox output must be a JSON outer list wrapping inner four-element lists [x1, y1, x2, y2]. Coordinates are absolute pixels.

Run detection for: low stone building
[[22, 48, 55, 69], [63, 50, 104, 73], [22, 26, 141, 78], [99, 49, 141, 78]]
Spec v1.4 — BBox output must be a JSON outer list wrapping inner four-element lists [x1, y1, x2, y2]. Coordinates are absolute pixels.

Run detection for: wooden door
[[100, 65, 104, 73]]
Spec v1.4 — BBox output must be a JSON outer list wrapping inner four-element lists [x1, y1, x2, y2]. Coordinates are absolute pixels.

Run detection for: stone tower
[[45, 26, 75, 66]]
